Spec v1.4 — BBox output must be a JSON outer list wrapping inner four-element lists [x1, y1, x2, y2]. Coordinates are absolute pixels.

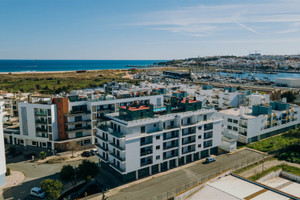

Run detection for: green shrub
[[39, 151, 47, 160], [6, 167, 11, 176]]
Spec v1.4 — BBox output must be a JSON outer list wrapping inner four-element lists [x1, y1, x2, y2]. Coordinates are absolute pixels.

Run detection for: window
[[156, 135, 160, 140], [203, 115, 207, 121], [154, 124, 156, 127], [198, 135, 202, 139], [141, 126, 145, 133], [198, 126, 202, 130], [228, 118, 233, 122], [233, 127, 238, 131], [233, 119, 238, 124], [198, 144, 201, 148], [204, 131, 213, 139], [227, 125, 232, 130], [32, 141, 37, 145], [156, 145, 160, 150], [203, 140, 213, 148], [204, 123, 213, 131], [156, 155, 160, 160]]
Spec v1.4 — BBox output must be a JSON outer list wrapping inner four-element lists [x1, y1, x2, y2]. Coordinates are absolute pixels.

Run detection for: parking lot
[[91, 148, 266, 200]]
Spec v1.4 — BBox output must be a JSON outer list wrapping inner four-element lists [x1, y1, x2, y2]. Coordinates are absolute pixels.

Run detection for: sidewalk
[[0, 170, 25, 196]]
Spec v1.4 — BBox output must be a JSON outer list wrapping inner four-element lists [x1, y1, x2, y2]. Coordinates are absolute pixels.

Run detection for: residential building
[[96, 97, 222, 182], [217, 102, 300, 144], [0, 101, 6, 186], [5, 94, 164, 151]]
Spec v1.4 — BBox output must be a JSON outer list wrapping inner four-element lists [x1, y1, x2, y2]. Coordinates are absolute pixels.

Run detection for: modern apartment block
[[96, 97, 222, 182], [199, 86, 240, 109], [13, 101, 58, 150], [5, 94, 164, 151], [217, 102, 300, 144], [0, 101, 6, 186]]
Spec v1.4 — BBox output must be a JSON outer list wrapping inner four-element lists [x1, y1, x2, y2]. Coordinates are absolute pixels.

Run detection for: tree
[[41, 179, 63, 200], [39, 151, 47, 160], [77, 160, 99, 182], [60, 165, 76, 187]]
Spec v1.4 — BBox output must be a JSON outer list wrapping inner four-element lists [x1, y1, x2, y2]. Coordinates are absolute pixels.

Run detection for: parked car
[[81, 151, 92, 157], [205, 157, 216, 163], [30, 187, 45, 198], [90, 149, 98, 155]]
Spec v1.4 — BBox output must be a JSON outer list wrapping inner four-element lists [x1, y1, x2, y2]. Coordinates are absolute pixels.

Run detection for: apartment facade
[[0, 101, 6, 186], [217, 102, 300, 144], [6, 95, 164, 151], [96, 98, 222, 182]]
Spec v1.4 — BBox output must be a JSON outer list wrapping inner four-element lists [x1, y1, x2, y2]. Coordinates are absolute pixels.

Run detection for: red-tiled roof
[[181, 99, 199, 103], [120, 105, 150, 111]]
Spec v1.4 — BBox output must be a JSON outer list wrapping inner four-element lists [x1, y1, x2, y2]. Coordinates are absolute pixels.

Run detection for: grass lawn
[[248, 164, 300, 181], [248, 128, 300, 153]]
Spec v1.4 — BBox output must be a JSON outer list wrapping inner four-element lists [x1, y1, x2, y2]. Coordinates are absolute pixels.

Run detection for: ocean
[[0, 60, 166, 72]]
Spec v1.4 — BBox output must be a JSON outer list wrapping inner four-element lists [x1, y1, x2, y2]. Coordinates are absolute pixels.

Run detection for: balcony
[[110, 162, 125, 173], [140, 150, 153, 156], [97, 153, 108, 162], [36, 120, 47, 125], [164, 125, 178, 130], [109, 141, 125, 151], [66, 125, 91, 133], [182, 121, 197, 127], [163, 153, 178, 160], [96, 108, 115, 114], [95, 134, 108, 141], [66, 119, 91, 125], [182, 139, 195, 145], [163, 133, 179, 140], [35, 112, 47, 116], [140, 160, 152, 167], [182, 148, 195, 154], [95, 143, 108, 151], [182, 128, 196, 136], [65, 110, 91, 117], [36, 127, 47, 132], [98, 125, 125, 138], [163, 143, 179, 150], [109, 151, 125, 162]]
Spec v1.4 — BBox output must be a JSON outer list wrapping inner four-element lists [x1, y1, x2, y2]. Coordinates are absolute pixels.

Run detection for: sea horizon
[[0, 59, 168, 73]]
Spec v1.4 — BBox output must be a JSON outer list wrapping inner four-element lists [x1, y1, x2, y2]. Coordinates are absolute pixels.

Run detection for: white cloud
[[129, 0, 300, 38]]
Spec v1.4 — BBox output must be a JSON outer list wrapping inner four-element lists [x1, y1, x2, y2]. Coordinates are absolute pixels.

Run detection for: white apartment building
[[5, 94, 164, 151], [246, 92, 270, 107], [0, 101, 6, 186], [14, 102, 58, 150], [217, 102, 300, 144], [95, 99, 222, 182], [199, 87, 239, 109]]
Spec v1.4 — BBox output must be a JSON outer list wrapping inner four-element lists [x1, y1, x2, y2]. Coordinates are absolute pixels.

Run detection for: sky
[[0, 0, 300, 60]]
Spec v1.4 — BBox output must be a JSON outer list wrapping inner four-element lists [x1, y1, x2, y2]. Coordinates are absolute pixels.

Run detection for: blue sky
[[1, 0, 300, 59]]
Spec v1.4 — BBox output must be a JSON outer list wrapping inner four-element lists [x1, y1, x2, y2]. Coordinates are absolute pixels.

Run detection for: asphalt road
[[2, 149, 265, 200], [2, 156, 98, 200], [102, 149, 266, 200]]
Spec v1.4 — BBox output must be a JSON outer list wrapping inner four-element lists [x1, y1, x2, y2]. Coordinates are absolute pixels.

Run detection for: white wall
[[0, 102, 6, 186]]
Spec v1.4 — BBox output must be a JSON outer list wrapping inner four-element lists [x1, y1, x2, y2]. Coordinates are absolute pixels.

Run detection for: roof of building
[[218, 108, 257, 119], [181, 99, 199, 104], [120, 105, 150, 111]]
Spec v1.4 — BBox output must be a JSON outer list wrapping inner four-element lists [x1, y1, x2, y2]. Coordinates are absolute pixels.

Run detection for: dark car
[[81, 151, 92, 157], [205, 157, 216, 163], [90, 149, 98, 155]]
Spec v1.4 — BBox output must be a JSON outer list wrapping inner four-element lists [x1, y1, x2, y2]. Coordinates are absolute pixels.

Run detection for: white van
[[30, 187, 45, 198]]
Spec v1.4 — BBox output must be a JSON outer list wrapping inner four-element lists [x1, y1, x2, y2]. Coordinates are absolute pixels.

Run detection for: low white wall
[[175, 170, 232, 200], [281, 171, 300, 183], [257, 169, 282, 183]]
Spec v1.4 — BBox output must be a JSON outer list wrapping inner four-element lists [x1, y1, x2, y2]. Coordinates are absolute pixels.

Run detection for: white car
[[30, 187, 45, 198]]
